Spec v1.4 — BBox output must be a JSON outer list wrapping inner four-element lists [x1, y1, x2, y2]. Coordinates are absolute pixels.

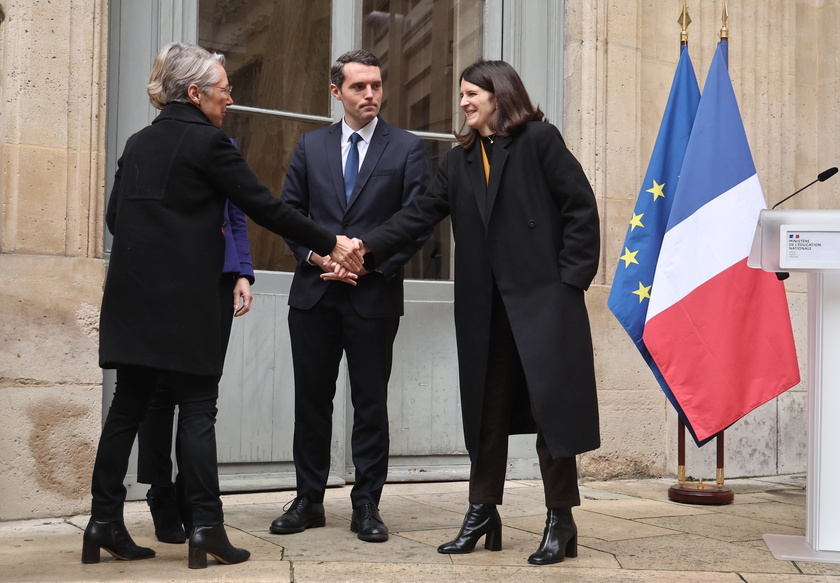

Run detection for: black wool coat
[[363, 121, 601, 459], [100, 103, 336, 376]]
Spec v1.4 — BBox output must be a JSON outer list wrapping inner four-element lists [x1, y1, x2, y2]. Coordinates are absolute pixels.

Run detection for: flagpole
[[666, 2, 734, 506], [679, 0, 690, 45]]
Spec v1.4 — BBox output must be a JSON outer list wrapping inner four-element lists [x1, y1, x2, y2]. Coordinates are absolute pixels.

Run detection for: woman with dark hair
[[356, 60, 600, 565], [83, 42, 361, 569]]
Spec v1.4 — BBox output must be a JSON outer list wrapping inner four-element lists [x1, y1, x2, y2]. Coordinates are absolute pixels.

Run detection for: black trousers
[[136, 275, 236, 485], [288, 282, 399, 508], [90, 365, 223, 526], [468, 284, 580, 509]]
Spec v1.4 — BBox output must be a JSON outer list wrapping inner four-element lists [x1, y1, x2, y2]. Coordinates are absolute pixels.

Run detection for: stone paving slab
[[639, 509, 804, 544], [582, 496, 715, 520], [507, 508, 682, 543], [592, 532, 799, 574], [743, 576, 840, 583], [0, 522, 289, 583], [710, 498, 808, 530], [797, 562, 840, 577], [292, 561, 748, 582], [2, 476, 832, 583], [751, 487, 808, 505]]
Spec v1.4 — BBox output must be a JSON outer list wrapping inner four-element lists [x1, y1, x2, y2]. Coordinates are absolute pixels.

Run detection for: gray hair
[[147, 42, 226, 109], [330, 49, 380, 89]]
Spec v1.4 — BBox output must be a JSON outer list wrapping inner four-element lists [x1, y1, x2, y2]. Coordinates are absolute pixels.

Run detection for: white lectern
[[748, 209, 840, 562]]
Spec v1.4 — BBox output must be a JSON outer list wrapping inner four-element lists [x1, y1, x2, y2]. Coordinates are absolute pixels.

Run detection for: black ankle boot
[[527, 507, 577, 565], [146, 484, 187, 543], [188, 524, 251, 569], [81, 519, 155, 563], [437, 503, 502, 554]]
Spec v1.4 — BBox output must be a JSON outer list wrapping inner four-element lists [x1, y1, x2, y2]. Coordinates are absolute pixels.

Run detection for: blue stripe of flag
[[665, 41, 756, 229]]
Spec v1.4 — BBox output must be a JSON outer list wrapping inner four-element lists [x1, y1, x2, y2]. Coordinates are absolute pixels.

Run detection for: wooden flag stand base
[[667, 419, 734, 505]]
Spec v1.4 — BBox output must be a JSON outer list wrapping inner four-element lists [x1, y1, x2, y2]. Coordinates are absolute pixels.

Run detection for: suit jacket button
[[343, 223, 350, 230], [528, 220, 536, 228]]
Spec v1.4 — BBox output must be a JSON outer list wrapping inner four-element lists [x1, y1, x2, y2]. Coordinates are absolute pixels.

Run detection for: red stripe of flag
[[643, 259, 800, 441]]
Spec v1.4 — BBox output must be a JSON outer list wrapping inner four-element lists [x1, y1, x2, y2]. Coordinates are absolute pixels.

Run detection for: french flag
[[642, 41, 800, 443]]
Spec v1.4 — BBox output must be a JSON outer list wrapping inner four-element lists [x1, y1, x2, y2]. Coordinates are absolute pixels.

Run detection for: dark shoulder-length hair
[[455, 60, 545, 149]]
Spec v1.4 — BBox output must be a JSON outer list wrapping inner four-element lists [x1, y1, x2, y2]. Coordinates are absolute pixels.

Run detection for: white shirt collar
[[341, 116, 378, 144]]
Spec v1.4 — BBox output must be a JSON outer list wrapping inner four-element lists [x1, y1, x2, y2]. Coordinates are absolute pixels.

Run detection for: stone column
[[0, 0, 109, 519]]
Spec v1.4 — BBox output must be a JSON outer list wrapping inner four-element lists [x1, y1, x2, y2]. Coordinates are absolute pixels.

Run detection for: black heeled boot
[[527, 507, 577, 565], [146, 484, 187, 543], [188, 524, 251, 569], [437, 503, 502, 554], [81, 519, 156, 563]]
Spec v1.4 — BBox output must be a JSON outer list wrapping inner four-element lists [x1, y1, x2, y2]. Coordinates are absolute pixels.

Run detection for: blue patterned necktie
[[344, 132, 361, 203]]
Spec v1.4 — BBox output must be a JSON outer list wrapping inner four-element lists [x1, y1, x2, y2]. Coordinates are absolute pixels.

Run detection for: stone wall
[[0, 0, 109, 519]]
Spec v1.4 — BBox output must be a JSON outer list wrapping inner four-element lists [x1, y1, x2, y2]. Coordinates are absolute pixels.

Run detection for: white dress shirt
[[306, 116, 379, 265], [340, 116, 378, 174]]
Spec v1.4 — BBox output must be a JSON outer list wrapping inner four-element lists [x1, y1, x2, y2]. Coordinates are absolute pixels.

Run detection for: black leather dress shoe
[[350, 504, 389, 542], [269, 496, 326, 534]]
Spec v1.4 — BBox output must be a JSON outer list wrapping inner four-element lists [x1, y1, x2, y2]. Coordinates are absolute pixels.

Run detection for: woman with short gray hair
[[147, 42, 225, 109], [82, 42, 361, 570]]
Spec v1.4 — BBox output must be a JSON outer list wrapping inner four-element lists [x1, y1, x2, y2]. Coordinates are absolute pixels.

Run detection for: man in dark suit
[[269, 50, 430, 542]]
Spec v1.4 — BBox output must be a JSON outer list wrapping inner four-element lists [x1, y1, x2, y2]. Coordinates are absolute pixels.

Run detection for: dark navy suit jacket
[[282, 118, 430, 319]]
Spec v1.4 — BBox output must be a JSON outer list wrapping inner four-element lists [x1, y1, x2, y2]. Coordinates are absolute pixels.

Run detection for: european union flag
[[607, 45, 701, 439]]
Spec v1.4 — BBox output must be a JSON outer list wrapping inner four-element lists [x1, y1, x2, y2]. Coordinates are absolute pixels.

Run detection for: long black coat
[[364, 121, 601, 459], [100, 103, 336, 376]]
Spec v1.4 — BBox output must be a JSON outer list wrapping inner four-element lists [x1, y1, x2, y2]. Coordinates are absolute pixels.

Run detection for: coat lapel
[[326, 124, 346, 209], [347, 119, 389, 210], [485, 135, 510, 221], [465, 142, 489, 226]]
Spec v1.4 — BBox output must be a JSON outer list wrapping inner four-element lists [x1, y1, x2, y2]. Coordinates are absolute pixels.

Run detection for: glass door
[[194, 0, 481, 489]]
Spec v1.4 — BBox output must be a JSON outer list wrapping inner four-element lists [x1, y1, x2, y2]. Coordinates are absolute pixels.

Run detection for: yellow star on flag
[[629, 212, 644, 231], [632, 282, 652, 303], [619, 248, 639, 268], [647, 180, 665, 201]]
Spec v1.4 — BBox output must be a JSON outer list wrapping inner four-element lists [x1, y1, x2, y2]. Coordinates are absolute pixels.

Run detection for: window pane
[[199, 0, 332, 116], [197, 0, 481, 278], [223, 112, 325, 272], [363, 0, 481, 280], [199, 0, 333, 272], [363, 0, 482, 133], [396, 138, 450, 280]]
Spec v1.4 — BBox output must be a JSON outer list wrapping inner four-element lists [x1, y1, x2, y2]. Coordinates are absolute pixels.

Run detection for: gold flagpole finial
[[719, 0, 729, 40], [678, 0, 692, 44]]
